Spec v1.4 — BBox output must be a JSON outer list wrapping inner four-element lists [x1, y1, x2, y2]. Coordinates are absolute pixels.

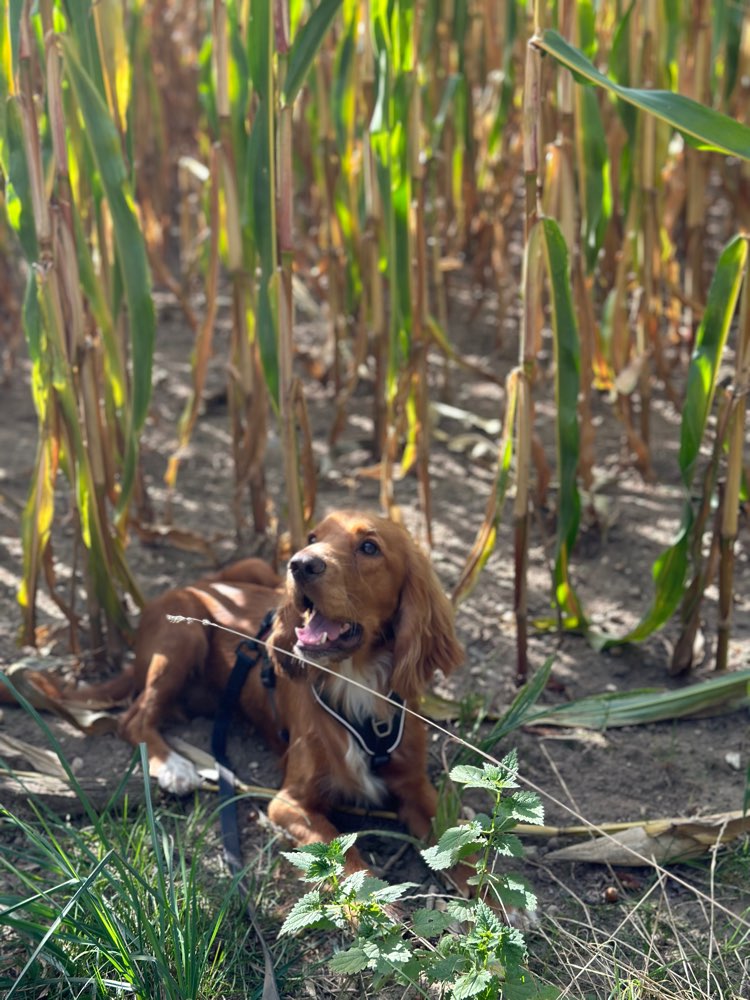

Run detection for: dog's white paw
[[157, 751, 202, 795]]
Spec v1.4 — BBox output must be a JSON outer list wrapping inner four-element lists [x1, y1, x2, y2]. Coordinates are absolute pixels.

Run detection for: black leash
[[211, 609, 279, 1000]]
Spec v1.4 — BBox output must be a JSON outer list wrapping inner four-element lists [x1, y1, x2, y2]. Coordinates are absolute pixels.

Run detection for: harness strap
[[311, 685, 405, 770], [210, 609, 280, 1000], [211, 608, 275, 866]]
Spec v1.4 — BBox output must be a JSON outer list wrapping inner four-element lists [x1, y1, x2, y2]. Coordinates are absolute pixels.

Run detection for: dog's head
[[269, 510, 464, 700]]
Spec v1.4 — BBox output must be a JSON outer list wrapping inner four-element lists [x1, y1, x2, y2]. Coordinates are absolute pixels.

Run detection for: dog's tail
[[0, 664, 136, 709]]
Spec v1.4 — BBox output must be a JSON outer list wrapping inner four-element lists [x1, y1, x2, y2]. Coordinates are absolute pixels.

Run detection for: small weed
[[280, 749, 557, 999]]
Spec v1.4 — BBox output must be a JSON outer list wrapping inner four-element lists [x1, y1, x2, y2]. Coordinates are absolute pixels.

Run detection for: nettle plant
[[280, 750, 555, 1000]]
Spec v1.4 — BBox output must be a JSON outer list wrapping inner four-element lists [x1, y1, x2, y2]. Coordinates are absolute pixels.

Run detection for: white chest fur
[[343, 736, 388, 804]]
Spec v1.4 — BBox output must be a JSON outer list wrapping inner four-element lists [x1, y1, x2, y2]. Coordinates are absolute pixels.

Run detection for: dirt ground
[[1, 275, 749, 962]]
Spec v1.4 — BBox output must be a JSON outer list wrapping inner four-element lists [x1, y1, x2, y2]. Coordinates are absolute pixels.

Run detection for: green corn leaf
[[452, 369, 518, 606], [392, 176, 412, 366], [247, 0, 271, 101], [592, 235, 747, 649], [476, 657, 555, 753], [537, 29, 750, 159], [525, 668, 750, 730], [259, 273, 280, 407], [332, 10, 356, 155], [283, 0, 343, 105], [539, 218, 586, 630], [679, 235, 747, 486], [71, 201, 125, 410], [577, 86, 610, 273], [1, 96, 38, 259], [60, 37, 154, 437], [590, 511, 692, 651], [64, 0, 108, 96], [714, 0, 743, 105], [430, 73, 462, 152]]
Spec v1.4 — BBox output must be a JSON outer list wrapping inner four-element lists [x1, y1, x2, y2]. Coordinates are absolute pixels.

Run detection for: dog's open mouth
[[294, 604, 363, 656]]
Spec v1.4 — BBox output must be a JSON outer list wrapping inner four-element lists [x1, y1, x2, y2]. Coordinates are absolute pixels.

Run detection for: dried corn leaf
[[546, 811, 750, 865], [3, 661, 122, 735], [130, 521, 219, 561], [527, 668, 750, 729], [0, 768, 145, 814], [0, 732, 67, 778]]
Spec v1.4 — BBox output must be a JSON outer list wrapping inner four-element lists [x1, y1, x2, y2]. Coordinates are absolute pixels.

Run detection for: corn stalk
[[4, 1, 155, 654]]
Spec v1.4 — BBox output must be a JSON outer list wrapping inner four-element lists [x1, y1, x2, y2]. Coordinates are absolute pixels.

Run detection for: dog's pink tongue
[[295, 610, 344, 644]]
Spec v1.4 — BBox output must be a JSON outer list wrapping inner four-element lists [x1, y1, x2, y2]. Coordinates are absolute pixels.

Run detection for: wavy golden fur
[[65, 510, 464, 876]]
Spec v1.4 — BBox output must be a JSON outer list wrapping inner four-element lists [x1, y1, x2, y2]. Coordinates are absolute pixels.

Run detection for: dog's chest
[[323, 664, 391, 805], [342, 737, 388, 804]]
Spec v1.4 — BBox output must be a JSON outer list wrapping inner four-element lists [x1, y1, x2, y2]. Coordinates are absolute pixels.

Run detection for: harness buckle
[[371, 715, 396, 739]]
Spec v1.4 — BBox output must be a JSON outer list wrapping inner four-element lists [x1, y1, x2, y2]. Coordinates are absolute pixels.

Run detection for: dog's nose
[[289, 552, 326, 581]]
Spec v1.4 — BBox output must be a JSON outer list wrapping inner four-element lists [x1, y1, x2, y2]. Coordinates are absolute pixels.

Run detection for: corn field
[[1, 0, 749, 676]]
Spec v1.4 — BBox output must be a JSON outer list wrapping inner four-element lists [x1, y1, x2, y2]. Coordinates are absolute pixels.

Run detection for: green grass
[[1, 701, 748, 999], [0, 749, 290, 998]]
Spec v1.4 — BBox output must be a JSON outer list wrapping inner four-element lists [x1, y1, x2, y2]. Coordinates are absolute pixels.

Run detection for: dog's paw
[[157, 751, 202, 795]]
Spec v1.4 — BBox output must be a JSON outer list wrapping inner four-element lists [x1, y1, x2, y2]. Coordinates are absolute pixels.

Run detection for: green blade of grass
[[536, 29, 750, 159], [7, 851, 115, 1000]]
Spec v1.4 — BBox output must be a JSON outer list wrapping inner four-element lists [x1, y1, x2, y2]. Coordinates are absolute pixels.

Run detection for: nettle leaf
[[493, 833, 525, 858], [452, 968, 494, 999], [371, 881, 417, 905], [508, 791, 545, 825], [451, 750, 520, 792], [280, 849, 316, 873], [471, 897, 506, 936], [493, 875, 538, 915], [425, 952, 467, 983], [363, 935, 412, 966], [504, 979, 561, 1000], [449, 764, 486, 786], [329, 831, 358, 856], [446, 899, 479, 923], [412, 907, 456, 938], [282, 833, 356, 879], [343, 870, 380, 896], [329, 945, 371, 974], [279, 889, 330, 936], [422, 822, 485, 870]]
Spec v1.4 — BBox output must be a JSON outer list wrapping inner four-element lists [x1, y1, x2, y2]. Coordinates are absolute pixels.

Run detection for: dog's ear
[[390, 544, 464, 701]]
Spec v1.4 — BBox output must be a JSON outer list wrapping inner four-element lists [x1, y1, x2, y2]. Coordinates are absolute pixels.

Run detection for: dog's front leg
[[268, 788, 369, 876], [394, 776, 478, 898]]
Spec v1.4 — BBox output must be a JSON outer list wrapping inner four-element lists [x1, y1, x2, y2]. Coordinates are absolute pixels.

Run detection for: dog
[[67, 510, 464, 876]]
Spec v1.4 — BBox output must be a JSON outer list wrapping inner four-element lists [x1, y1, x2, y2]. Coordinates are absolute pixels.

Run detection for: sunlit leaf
[[538, 30, 750, 159]]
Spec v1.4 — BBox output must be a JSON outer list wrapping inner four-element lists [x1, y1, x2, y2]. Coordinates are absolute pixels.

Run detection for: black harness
[[311, 685, 405, 770], [209, 608, 279, 1000], [211, 609, 276, 871]]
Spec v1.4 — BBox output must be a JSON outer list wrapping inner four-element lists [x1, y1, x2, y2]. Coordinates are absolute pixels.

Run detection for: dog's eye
[[307, 533, 317, 545], [359, 539, 380, 556]]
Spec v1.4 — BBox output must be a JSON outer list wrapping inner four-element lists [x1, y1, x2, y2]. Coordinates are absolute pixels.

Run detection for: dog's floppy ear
[[390, 544, 464, 701]]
